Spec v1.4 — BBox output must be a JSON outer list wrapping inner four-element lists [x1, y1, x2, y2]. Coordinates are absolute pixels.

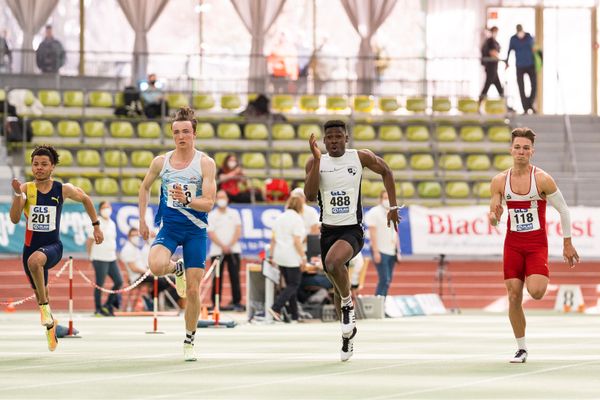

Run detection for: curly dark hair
[[171, 106, 197, 132], [31, 144, 60, 165]]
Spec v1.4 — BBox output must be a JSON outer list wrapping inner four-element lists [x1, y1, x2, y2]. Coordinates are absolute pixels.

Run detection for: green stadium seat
[[353, 124, 376, 141], [460, 125, 484, 142], [69, 177, 93, 194], [221, 94, 241, 110], [196, 122, 215, 139], [361, 180, 372, 197], [56, 149, 73, 166], [379, 96, 399, 112], [110, 121, 134, 138], [167, 93, 189, 108], [396, 181, 415, 198], [217, 123, 241, 139], [326, 95, 348, 111], [137, 122, 161, 139], [272, 94, 294, 112], [150, 180, 162, 196], [406, 97, 426, 113], [38, 90, 61, 107], [241, 152, 266, 169], [77, 150, 101, 167], [104, 150, 128, 167], [121, 178, 142, 196], [493, 154, 512, 170], [406, 125, 429, 141], [213, 152, 229, 168], [466, 154, 491, 171], [473, 181, 492, 198], [83, 121, 105, 137], [272, 124, 295, 140], [89, 91, 113, 107], [299, 95, 319, 111], [417, 181, 442, 198], [131, 150, 154, 168], [244, 123, 268, 140], [383, 154, 407, 170], [435, 125, 457, 142], [247, 93, 258, 102], [367, 181, 385, 198], [31, 120, 54, 137], [458, 98, 478, 114], [269, 153, 293, 169], [297, 153, 312, 168], [379, 125, 402, 141], [114, 92, 124, 107], [95, 177, 119, 196], [488, 125, 511, 142], [22, 89, 35, 106], [63, 91, 84, 107], [432, 97, 451, 112], [484, 99, 507, 115], [353, 96, 374, 113], [0, 89, 5, 101], [439, 154, 463, 170], [57, 120, 81, 138], [163, 123, 173, 138], [446, 181, 470, 198], [298, 124, 321, 140], [410, 154, 435, 170], [193, 94, 215, 110]]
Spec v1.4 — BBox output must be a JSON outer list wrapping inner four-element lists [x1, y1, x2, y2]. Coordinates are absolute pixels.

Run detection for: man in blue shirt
[[506, 24, 536, 114]]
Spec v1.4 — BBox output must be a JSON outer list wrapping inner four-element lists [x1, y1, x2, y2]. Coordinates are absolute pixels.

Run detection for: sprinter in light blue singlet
[[139, 107, 216, 362]]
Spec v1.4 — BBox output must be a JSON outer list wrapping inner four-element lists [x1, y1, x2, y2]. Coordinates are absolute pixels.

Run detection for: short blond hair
[[285, 195, 303, 214]]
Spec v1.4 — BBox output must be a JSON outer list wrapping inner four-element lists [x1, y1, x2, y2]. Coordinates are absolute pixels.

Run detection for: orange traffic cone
[[4, 299, 16, 313], [563, 304, 571, 313]]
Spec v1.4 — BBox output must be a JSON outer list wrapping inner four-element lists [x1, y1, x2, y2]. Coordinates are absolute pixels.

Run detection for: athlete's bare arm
[[63, 182, 103, 244], [357, 149, 400, 231], [304, 133, 321, 202], [9, 179, 27, 224], [488, 172, 507, 226], [138, 155, 164, 240]]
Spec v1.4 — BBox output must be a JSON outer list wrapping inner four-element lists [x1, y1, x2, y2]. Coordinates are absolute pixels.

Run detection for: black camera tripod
[[433, 254, 461, 314]]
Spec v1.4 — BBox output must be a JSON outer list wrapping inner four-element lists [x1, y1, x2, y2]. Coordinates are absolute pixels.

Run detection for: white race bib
[[323, 188, 356, 216], [509, 204, 541, 232], [167, 182, 197, 208], [28, 205, 57, 232]]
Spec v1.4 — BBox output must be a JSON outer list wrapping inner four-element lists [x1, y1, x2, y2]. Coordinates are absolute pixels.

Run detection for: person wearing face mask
[[86, 201, 122, 316], [479, 26, 504, 107], [506, 24, 537, 114], [364, 191, 401, 297], [217, 153, 264, 203], [141, 73, 169, 119], [207, 190, 243, 311]]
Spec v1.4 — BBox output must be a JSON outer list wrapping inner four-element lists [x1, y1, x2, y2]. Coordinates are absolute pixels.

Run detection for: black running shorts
[[320, 224, 364, 272]]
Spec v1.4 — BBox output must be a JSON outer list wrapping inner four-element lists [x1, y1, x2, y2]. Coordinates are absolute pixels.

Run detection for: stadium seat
[[56, 149, 74, 166], [31, 120, 54, 137], [57, 120, 81, 138], [150, 179, 162, 196], [353, 95, 374, 113], [488, 125, 511, 142], [63, 91, 84, 107], [241, 152, 266, 169], [0, 89, 5, 101], [297, 153, 312, 168], [353, 124, 376, 140], [217, 123, 241, 139], [193, 94, 215, 110], [417, 181, 442, 198], [69, 177, 93, 194], [383, 154, 407, 170], [110, 121, 134, 138], [83, 121, 105, 137], [406, 125, 429, 141], [89, 91, 113, 107], [379, 125, 402, 141], [446, 181, 470, 198], [326, 95, 348, 111], [104, 150, 128, 167], [38, 90, 61, 107], [121, 178, 142, 196], [435, 125, 457, 142], [272, 94, 294, 112], [213, 152, 229, 168], [439, 154, 463, 170], [410, 154, 435, 170], [167, 93, 189, 108], [163, 123, 173, 138], [244, 123, 268, 140], [397, 181, 416, 198], [114, 92, 124, 107], [406, 97, 426, 113], [137, 121, 161, 139], [484, 99, 507, 115], [196, 122, 215, 139], [458, 98, 478, 114], [473, 181, 492, 198], [299, 95, 319, 111], [466, 154, 491, 171], [460, 125, 484, 142], [131, 150, 154, 168], [76, 150, 101, 167], [272, 124, 295, 140], [379, 96, 399, 112], [432, 97, 451, 113], [95, 177, 119, 196], [298, 124, 321, 140], [221, 94, 241, 110], [493, 154, 512, 170], [22, 89, 35, 106], [269, 153, 294, 169]]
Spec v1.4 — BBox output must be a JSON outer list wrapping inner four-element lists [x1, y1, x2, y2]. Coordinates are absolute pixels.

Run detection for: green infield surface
[[1, 311, 600, 399]]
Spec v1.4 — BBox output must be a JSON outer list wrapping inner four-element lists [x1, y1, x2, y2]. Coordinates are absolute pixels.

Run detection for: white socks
[[516, 337, 527, 351], [341, 295, 352, 307]]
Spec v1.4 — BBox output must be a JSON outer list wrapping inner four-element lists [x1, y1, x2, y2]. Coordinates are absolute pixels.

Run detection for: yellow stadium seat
[[163, 123, 173, 138], [95, 177, 119, 196], [221, 94, 241, 110], [432, 97, 451, 113], [38, 90, 61, 107], [406, 125, 429, 142], [417, 181, 442, 198], [326, 95, 348, 111], [241, 153, 266, 169], [63, 91, 84, 107], [297, 153, 312, 168], [435, 125, 457, 142], [31, 120, 54, 137], [56, 149, 73, 166], [77, 150, 101, 167], [213, 152, 229, 168], [493, 154, 512, 170], [466, 154, 491, 171], [89, 91, 113, 107], [57, 120, 81, 138], [217, 123, 241, 139], [299, 95, 320, 111], [272, 94, 294, 112], [366, 181, 385, 198], [137, 122, 161, 139], [22, 89, 35, 106], [379, 96, 399, 112], [396, 181, 416, 198], [193, 94, 215, 110], [244, 123, 268, 140], [484, 99, 507, 115], [353, 125, 376, 141], [298, 124, 321, 140], [196, 122, 215, 139], [114, 92, 124, 107], [104, 150, 128, 167], [272, 124, 295, 140], [151, 179, 162, 196], [460, 125, 484, 142], [410, 154, 435, 170], [488, 125, 511, 142], [439, 154, 463, 170], [458, 98, 478, 114], [131, 150, 154, 168], [121, 178, 142, 196], [167, 93, 189, 109], [353, 96, 374, 113], [83, 121, 105, 137], [383, 154, 407, 170], [69, 177, 93, 194], [269, 153, 293, 169], [110, 121, 134, 138], [379, 125, 402, 141], [0, 89, 5, 101], [406, 97, 426, 113], [473, 181, 492, 198], [446, 181, 470, 198]]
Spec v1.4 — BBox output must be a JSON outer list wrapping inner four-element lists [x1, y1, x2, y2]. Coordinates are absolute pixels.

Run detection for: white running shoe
[[340, 303, 356, 336], [175, 259, 186, 299], [340, 327, 357, 362], [183, 343, 197, 362], [510, 349, 528, 363]]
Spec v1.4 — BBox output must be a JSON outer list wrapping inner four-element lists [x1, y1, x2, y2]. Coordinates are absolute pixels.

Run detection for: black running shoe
[[510, 349, 528, 363], [341, 327, 357, 362]]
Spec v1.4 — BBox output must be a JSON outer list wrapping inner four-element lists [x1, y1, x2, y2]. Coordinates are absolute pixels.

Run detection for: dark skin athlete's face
[[323, 127, 348, 157]]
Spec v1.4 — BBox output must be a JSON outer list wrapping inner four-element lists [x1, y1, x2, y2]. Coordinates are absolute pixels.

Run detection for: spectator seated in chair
[[217, 153, 264, 203]]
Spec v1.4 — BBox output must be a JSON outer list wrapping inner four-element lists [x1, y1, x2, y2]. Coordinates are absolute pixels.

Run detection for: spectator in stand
[[0, 29, 12, 73], [506, 24, 537, 114], [217, 153, 263, 203], [35, 25, 65, 73], [141, 73, 169, 119]]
